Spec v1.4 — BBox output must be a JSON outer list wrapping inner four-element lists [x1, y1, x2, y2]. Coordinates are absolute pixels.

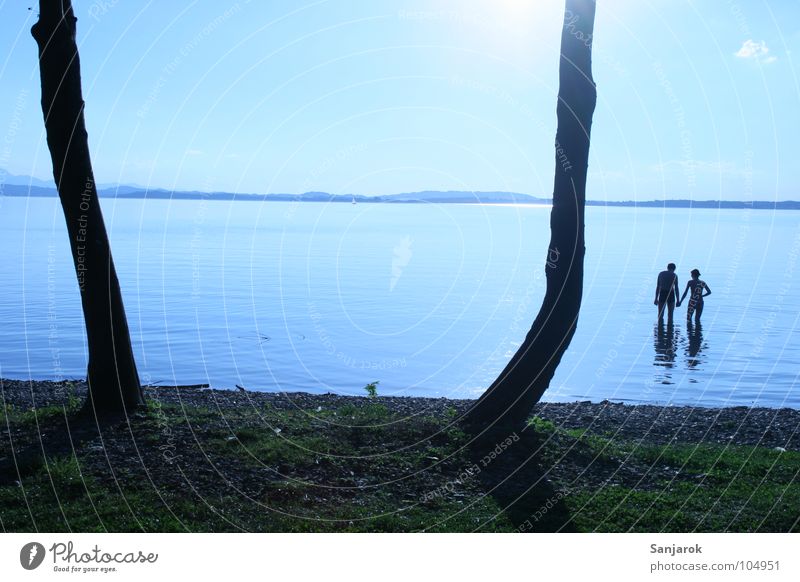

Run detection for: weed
[[527, 416, 557, 433], [364, 381, 380, 398]]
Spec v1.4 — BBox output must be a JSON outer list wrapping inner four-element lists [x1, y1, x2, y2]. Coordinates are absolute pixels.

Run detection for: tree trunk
[[32, 0, 143, 413], [465, 0, 597, 430]]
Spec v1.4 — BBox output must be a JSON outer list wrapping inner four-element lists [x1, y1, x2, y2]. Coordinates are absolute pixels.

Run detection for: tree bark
[[465, 0, 597, 430], [32, 0, 143, 413]]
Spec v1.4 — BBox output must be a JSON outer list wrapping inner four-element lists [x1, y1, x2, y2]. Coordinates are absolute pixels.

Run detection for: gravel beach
[[3, 378, 798, 450]]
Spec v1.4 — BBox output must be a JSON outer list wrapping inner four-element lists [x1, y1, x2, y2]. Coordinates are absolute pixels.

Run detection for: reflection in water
[[653, 322, 679, 384], [686, 321, 707, 370], [651, 321, 710, 389]]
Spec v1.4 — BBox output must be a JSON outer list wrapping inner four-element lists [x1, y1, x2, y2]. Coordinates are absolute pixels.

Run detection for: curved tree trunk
[[466, 0, 597, 430], [32, 0, 143, 413]]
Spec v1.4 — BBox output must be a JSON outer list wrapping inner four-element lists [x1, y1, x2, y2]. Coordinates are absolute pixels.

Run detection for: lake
[[1, 196, 798, 408]]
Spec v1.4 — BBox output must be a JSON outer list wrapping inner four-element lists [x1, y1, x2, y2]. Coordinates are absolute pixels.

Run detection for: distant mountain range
[[2, 171, 798, 210]]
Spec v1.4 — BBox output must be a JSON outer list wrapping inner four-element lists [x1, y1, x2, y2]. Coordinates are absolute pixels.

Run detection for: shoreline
[[3, 378, 798, 451], [2, 377, 798, 532], [7, 187, 800, 210], [2, 376, 796, 410]]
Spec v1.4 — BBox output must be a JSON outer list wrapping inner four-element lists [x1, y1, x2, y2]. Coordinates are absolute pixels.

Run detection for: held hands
[[654, 300, 658, 306]]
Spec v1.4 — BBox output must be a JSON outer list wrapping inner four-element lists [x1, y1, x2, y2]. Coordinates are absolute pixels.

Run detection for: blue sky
[[1, 0, 798, 201]]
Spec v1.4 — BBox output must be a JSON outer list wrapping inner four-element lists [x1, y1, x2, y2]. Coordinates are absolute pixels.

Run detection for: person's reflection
[[653, 321, 679, 384], [686, 321, 706, 370]]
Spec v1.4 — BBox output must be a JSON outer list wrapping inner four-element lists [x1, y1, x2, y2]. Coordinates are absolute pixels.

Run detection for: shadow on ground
[[0, 408, 123, 487], [466, 425, 575, 532]]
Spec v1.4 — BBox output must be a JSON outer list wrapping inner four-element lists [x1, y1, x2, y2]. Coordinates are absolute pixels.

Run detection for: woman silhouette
[[679, 269, 711, 324]]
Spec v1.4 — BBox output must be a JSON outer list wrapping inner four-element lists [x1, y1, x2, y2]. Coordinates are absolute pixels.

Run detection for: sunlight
[[459, 0, 566, 64]]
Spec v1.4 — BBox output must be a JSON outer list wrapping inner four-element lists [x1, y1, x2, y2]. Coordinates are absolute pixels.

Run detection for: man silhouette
[[654, 263, 680, 323]]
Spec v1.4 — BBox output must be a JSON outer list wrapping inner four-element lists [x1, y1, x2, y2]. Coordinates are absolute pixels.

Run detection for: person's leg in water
[[694, 301, 704, 324], [657, 298, 667, 322], [686, 299, 695, 322], [666, 296, 676, 324]]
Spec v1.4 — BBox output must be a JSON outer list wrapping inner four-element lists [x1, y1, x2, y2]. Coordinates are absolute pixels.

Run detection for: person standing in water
[[654, 263, 680, 323], [679, 268, 711, 323]]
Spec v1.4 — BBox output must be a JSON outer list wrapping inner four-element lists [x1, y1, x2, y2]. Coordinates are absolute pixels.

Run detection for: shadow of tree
[[0, 408, 126, 486], [466, 425, 575, 532]]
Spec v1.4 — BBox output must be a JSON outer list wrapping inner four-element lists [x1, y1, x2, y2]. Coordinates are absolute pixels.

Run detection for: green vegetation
[[2, 385, 81, 426], [0, 397, 512, 532], [0, 404, 796, 532], [526, 416, 800, 532], [363, 381, 380, 398]]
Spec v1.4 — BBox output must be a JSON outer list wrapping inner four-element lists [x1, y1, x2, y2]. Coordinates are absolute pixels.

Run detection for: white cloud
[[735, 40, 776, 63]]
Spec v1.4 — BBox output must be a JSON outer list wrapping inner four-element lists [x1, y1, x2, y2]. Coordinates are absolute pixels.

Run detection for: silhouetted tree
[[466, 0, 597, 429], [32, 0, 143, 413]]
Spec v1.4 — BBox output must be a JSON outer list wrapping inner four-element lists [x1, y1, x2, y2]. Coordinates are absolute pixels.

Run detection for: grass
[[2, 398, 81, 426], [525, 416, 800, 532], [0, 404, 797, 532]]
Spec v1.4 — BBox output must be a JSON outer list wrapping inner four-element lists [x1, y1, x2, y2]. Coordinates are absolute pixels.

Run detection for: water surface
[[1, 196, 798, 408]]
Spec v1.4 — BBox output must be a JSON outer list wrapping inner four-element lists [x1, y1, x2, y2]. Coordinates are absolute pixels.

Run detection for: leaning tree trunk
[[466, 0, 597, 429], [32, 0, 144, 413]]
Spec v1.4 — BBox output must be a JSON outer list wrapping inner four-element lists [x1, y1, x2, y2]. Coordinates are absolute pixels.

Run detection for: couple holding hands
[[654, 263, 711, 324]]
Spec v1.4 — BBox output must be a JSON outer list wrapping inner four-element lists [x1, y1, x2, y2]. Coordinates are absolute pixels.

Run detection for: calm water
[[1, 196, 798, 408]]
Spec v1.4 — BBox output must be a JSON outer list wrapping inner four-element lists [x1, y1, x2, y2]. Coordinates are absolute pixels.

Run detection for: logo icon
[[20, 542, 46, 570]]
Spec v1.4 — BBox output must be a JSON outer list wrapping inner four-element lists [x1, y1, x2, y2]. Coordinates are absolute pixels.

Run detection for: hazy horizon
[[1, 2, 799, 201], [3, 167, 800, 204]]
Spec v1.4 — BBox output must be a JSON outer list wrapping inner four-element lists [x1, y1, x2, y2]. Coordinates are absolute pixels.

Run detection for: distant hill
[[587, 199, 800, 210], [2, 173, 798, 210], [0, 170, 55, 189], [0, 184, 550, 204]]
